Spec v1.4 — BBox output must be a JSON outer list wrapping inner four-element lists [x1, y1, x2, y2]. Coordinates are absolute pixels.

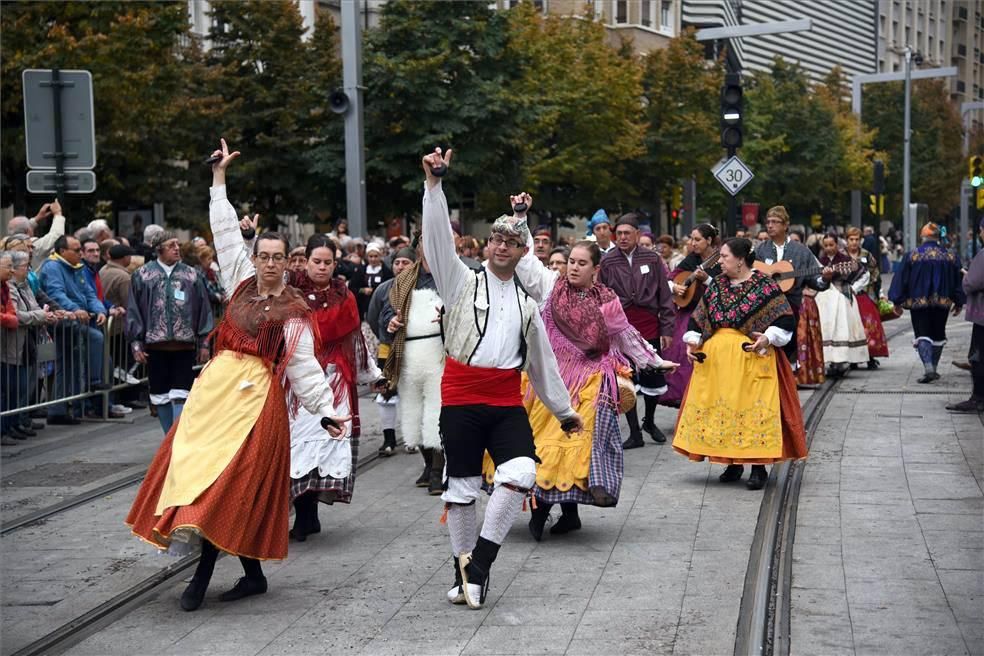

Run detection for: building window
[[614, 0, 628, 24], [641, 0, 652, 27], [661, 0, 671, 29], [533, 0, 546, 12]]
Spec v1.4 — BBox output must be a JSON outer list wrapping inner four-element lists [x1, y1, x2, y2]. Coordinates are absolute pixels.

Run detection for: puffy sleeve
[[421, 181, 469, 308], [355, 330, 383, 384], [283, 319, 336, 418], [515, 231, 559, 307], [209, 185, 255, 291], [602, 298, 665, 368]]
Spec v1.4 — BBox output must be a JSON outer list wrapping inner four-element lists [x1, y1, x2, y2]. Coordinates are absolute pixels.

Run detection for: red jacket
[[1, 283, 19, 330]]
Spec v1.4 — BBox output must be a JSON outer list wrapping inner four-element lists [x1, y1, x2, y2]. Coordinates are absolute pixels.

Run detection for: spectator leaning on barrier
[[1, 251, 23, 443], [39, 234, 112, 423], [81, 238, 124, 318], [3, 250, 60, 444], [7, 200, 65, 270], [126, 231, 213, 434]]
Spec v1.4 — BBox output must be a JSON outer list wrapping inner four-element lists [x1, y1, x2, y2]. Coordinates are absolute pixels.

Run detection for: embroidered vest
[[442, 269, 538, 370]]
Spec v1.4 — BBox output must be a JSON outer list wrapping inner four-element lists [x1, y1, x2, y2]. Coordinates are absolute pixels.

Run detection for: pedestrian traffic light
[[969, 156, 983, 187], [720, 73, 743, 150]]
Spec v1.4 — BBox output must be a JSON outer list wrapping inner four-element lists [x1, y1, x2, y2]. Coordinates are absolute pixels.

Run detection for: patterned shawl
[[382, 260, 422, 392], [691, 270, 792, 343], [549, 277, 617, 360]]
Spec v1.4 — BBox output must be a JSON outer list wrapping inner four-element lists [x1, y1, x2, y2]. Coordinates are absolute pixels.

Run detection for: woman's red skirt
[[856, 293, 889, 358]]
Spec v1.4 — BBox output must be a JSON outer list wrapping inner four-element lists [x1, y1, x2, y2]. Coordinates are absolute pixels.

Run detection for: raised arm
[[516, 231, 558, 307], [421, 148, 469, 308], [208, 139, 255, 291]]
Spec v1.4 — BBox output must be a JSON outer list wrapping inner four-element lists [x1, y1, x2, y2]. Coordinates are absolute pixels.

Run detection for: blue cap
[[586, 209, 610, 236]]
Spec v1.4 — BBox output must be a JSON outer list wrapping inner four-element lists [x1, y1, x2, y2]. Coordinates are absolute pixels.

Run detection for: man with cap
[[420, 147, 581, 610], [127, 232, 214, 433], [378, 238, 447, 492], [367, 245, 418, 457], [889, 222, 966, 384], [587, 209, 615, 253], [599, 213, 676, 447]]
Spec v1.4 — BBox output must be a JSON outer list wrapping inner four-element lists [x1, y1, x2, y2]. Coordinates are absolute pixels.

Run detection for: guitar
[[672, 250, 721, 308], [752, 259, 857, 293]]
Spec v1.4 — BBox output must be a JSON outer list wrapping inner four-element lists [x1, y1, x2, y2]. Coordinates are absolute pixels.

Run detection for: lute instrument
[[672, 250, 721, 308], [752, 259, 857, 293]]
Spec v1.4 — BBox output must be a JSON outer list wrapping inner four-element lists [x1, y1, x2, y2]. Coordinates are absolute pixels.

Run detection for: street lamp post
[[903, 47, 914, 252]]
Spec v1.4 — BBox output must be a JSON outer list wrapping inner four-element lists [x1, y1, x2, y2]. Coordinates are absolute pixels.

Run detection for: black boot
[[219, 557, 268, 602], [378, 428, 397, 456], [289, 494, 319, 542], [719, 464, 744, 483], [641, 418, 667, 443], [746, 465, 768, 490], [415, 448, 433, 487], [549, 503, 581, 535], [447, 555, 465, 604], [528, 502, 552, 542], [428, 449, 445, 496], [181, 540, 219, 611]]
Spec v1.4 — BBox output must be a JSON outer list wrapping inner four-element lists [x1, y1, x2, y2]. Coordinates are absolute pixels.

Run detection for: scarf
[[691, 270, 792, 343], [383, 260, 422, 392], [549, 277, 616, 360]]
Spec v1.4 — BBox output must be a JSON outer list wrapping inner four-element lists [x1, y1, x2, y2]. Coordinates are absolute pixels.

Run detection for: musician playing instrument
[[753, 206, 832, 365], [662, 224, 721, 407]]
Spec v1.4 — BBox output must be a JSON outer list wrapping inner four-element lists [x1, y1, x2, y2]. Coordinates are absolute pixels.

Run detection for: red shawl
[[549, 277, 617, 360]]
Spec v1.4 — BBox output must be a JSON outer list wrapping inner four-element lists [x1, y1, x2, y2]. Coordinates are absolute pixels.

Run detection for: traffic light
[[873, 159, 885, 194], [671, 185, 682, 211], [970, 156, 983, 187], [720, 73, 743, 150], [869, 194, 878, 214]]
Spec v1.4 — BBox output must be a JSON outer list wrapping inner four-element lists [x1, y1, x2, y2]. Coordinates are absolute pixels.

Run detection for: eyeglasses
[[489, 235, 522, 249], [255, 253, 286, 263], [66, 247, 82, 253]]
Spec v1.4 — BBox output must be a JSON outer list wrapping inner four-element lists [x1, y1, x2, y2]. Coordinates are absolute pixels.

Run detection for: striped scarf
[[382, 260, 422, 392]]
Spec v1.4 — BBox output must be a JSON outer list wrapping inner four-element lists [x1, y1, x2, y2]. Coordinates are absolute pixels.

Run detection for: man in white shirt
[[421, 147, 582, 610]]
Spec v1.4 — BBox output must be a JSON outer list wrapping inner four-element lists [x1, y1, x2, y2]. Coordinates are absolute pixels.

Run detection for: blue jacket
[[38, 255, 105, 316], [888, 240, 966, 310]]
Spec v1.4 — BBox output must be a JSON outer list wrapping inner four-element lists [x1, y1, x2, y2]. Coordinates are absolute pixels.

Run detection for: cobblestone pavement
[[791, 319, 983, 656], [2, 316, 980, 655]]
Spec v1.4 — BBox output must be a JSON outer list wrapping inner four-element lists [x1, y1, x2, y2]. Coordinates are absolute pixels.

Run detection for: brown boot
[[415, 448, 432, 487], [428, 449, 445, 496]]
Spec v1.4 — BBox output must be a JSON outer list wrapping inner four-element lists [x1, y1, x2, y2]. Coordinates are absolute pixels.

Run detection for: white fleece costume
[[399, 286, 445, 450]]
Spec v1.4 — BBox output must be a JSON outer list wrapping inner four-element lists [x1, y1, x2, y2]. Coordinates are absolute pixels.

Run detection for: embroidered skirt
[[815, 288, 869, 365], [855, 293, 889, 358], [672, 329, 807, 465], [795, 295, 826, 386]]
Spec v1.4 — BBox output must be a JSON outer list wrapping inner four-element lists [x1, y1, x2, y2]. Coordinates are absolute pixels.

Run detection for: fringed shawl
[[691, 270, 793, 343], [382, 260, 422, 392], [288, 271, 366, 405]]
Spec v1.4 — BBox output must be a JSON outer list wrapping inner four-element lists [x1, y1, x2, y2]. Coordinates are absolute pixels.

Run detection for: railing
[[0, 316, 147, 423]]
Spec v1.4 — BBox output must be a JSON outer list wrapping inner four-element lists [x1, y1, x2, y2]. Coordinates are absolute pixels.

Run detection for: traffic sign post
[[713, 156, 754, 196], [22, 68, 96, 197]]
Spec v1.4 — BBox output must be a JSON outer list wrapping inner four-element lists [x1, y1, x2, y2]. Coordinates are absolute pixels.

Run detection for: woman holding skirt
[[126, 140, 349, 611], [816, 234, 868, 377], [845, 227, 889, 368], [672, 238, 807, 491], [510, 196, 676, 539], [662, 223, 721, 407]]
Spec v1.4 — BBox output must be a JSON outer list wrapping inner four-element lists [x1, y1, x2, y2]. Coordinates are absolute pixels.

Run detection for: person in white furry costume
[[380, 239, 447, 494]]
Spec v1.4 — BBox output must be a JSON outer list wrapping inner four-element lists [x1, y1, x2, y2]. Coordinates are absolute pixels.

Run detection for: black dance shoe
[[917, 372, 941, 384], [719, 465, 744, 483], [180, 577, 208, 612], [622, 432, 645, 450], [642, 419, 667, 443], [746, 466, 768, 490], [549, 511, 581, 535], [218, 576, 267, 602], [589, 485, 617, 507], [528, 505, 551, 542]]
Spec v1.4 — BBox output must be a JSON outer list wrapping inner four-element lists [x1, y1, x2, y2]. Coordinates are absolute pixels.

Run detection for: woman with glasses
[[511, 194, 677, 540], [126, 139, 350, 612]]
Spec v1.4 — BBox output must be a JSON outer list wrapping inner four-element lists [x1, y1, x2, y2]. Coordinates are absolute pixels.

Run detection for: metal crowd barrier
[[0, 316, 147, 423]]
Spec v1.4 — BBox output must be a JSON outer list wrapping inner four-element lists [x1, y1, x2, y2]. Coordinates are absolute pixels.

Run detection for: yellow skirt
[[482, 372, 600, 490], [672, 328, 783, 463]]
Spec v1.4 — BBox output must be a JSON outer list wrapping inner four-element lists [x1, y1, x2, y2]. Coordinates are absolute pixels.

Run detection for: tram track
[[7, 438, 406, 656], [734, 320, 918, 656]]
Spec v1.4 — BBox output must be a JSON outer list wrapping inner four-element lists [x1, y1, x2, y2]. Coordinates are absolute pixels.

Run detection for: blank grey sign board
[[22, 69, 96, 170]]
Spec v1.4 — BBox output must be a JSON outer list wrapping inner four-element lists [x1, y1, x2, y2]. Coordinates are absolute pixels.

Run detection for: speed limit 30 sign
[[713, 155, 754, 196]]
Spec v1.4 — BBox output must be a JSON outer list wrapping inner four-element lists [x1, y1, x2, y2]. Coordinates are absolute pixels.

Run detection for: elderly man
[[39, 234, 111, 423], [599, 213, 676, 448], [532, 226, 553, 264], [135, 224, 164, 262], [86, 219, 113, 244], [8, 200, 65, 269], [127, 231, 213, 433]]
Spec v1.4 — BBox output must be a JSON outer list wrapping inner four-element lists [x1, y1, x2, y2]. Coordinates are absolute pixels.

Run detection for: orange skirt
[[126, 381, 291, 560]]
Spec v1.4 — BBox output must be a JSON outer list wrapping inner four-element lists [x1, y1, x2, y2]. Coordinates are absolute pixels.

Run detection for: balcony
[[956, 5, 967, 21]]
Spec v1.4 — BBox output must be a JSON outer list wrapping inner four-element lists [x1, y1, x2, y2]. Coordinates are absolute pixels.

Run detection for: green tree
[[505, 3, 646, 218], [204, 0, 328, 227], [362, 0, 518, 223], [863, 79, 963, 222], [1, 1, 207, 223], [633, 29, 724, 224]]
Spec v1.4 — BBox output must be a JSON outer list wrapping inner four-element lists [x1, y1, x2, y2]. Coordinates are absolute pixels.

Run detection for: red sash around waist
[[624, 305, 661, 340], [441, 356, 522, 407]]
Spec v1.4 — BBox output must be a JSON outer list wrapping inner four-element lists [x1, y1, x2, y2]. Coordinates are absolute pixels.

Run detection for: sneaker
[[111, 404, 132, 415], [1, 435, 20, 446], [404, 445, 418, 453], [114, 367, 140, 385]]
